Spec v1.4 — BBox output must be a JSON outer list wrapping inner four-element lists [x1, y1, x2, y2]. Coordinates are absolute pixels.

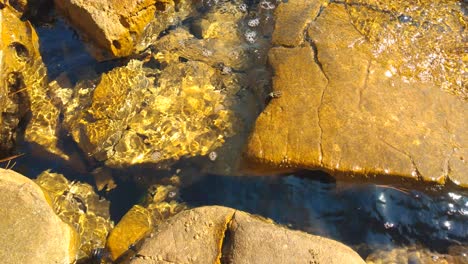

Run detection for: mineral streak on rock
[[244, 0, 468, 186], [35, 170, 113, 260], [0, 5, 65, 158]]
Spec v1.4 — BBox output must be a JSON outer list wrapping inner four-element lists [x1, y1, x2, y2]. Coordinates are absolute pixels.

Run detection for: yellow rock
[[0, 168, 79, 264], [244, 1, 468, 186], [0, 5, 65, 158], [106, 205, 153, 261]]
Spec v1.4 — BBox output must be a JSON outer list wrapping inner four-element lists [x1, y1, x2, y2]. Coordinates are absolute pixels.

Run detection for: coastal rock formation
[[0, 168, 78, 264], [54, 0, 196, 59], [130, 206, 365, 264], [0, 5, 63, 158], [243, 0, 467, 186]]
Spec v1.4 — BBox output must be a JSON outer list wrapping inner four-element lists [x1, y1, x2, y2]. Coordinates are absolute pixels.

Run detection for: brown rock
[[106, 205, 153, 261], [225, 211, 365, 264], [130, 206, 365, 264], [243, 1, 468, 186], [0, 168, 78, 264], [54, 0, 157, 59], [131, 206, 235, 264], [0, 5, 65, 159]]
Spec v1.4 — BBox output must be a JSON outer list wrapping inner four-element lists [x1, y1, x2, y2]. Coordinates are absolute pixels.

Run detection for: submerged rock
[[130, 206, 365, 264], [35, 170, 113, 260], [0, 168, 78, 264], [0, 5, 65, 158], [106, 184, 186, 261], [366, 246, 468, 264], [243, 0, 468, 186], [65, 60, 239, 167]]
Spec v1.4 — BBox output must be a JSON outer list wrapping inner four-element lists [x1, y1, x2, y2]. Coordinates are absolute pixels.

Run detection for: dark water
[[12, 6, 468, 262], [181, 173, 468, 257]]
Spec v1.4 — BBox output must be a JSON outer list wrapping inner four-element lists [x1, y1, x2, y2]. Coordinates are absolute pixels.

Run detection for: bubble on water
[[448, 192, 462, 200], [248, 18, 260, 27], [260, 0, 276, 10], [384, 222, 394, 229], [209, 151, 217, 161], [245, 30, 257, 43], [238, 3, 247, 12]]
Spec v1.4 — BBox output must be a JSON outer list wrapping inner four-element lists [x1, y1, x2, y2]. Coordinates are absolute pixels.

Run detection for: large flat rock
[[243, 1, 467, 186], [0, 169, 78, 264]]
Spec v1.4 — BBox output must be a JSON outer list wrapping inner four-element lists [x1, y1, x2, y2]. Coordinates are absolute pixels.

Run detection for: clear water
[[7, 2, 467, 262]]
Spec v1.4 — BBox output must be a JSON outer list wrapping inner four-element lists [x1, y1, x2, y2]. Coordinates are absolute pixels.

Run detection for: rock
[[130, 206, 365, 264], [0, 168, 78, 263], [366, 246, 468, 264], [0, 5, 66, 159], [64, 59, 239, 167], [131, 206, 235, 264], [35, 170, 113, 260], [106, 205, 153, 261], [243, 0, 468, 186], [224, 210, 365, 264], [54, 0, 195, 60], [106, 184, 185, 261]]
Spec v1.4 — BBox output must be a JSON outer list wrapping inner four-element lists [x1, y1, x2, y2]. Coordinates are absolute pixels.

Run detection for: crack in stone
[[304, 34, 329, 167], [218, 210, 236, 264], [380, 138, 424, 181], [358, 59, 372, 109]]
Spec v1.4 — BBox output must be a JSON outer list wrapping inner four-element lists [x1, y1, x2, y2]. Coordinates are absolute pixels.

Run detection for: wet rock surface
[[0, 168, 78, 264], [54, 0, 196, 60], [35, 170, 114, 260], [0, 5, 65, 159], [130, 206, 365, 264], [244, 0, 468, 186]]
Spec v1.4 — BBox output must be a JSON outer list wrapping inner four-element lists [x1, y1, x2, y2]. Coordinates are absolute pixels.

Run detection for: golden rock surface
[[0, 5, 65, 158], [106, 205, 153, 261], [130, 206, 365, 264], [54, 0, 195, 60], [35, 170, 113, 260], [65, 59, 239, 167], [244, 1, 468, 186], [366, 246, 468, 264], [0, 168, 79, 264], [106, 184, 186, 261]]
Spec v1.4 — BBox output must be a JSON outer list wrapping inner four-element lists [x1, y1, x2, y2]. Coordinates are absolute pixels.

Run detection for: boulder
[[0, 168, 78, 264], [243, 0, 467, 186], [0, 5, 65, 159], [130, 206, 365, 264], [54, 0, 195, 59]]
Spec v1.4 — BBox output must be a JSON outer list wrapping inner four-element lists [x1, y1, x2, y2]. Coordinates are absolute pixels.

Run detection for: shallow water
[[5, 1, 468, 262]]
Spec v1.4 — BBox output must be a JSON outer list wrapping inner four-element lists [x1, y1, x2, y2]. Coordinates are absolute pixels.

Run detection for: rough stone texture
[[54, 0, 157, 59], [0, 168, 78, 264], [243, 1, 468, 186], [0, 5, 64, 158], [130, 206, 365, 264], [225, 211, 365, 264], [131, 206, 236, 264], [54, 0, 196, 60]]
